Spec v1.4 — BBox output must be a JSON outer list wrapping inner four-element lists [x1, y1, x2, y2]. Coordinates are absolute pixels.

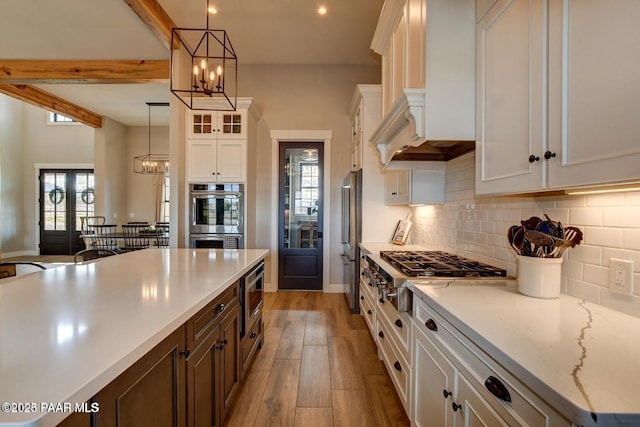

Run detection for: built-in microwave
[[240, 261, 264, 337]]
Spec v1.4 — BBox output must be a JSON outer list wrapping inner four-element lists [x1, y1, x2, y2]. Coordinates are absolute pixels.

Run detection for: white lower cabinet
[[411, 296, 572, 427]]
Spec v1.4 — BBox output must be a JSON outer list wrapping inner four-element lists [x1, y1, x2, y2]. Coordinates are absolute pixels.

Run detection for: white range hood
[[369, 0, 477, 167]]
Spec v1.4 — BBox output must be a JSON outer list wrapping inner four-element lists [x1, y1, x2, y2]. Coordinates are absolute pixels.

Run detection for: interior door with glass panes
[[278, 142, 323, 290], [39, 169, 95, 255]]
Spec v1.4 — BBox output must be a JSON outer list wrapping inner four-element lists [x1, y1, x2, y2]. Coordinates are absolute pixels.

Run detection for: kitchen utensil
[[551, 226, 584, 258], [508, 225, 523, 255], [521, 216, 543, 230], [542, 214, 564, 239], [525, 230, 562, 257]]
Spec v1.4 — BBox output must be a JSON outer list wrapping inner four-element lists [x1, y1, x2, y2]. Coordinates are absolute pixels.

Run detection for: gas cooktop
[[380, 251, 507, 277]]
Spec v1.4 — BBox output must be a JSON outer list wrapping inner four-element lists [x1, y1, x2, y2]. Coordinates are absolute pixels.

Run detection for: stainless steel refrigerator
[[341, 170, 362, 313]]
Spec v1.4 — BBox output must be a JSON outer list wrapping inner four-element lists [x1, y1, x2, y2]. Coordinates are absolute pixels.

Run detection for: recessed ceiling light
[[318, 6, 327, 15], [208, 6, 217, 14]]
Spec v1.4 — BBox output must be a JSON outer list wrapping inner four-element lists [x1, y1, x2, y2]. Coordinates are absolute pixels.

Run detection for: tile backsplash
[[410, 152, 640, 318]]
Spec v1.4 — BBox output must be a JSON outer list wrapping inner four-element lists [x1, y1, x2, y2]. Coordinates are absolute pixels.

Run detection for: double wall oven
[[189, 183, 244, 248]]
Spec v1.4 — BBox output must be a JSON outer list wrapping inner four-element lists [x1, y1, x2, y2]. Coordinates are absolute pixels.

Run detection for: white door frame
[[269, 130, 332, 292]]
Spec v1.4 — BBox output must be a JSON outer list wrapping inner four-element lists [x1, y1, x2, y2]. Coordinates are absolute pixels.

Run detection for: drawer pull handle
[[393, 361, 402, 372], [378, 330, 385, 339], [452, 402, 462, 412], [215, 303, 226, 315], [425, 318, 438, 332], [367, 309, 372, 315], [485, 376, 512, 402], [395, 319, 403, 328], [249, 331, 257, 339], [443, 389, 452, 399]]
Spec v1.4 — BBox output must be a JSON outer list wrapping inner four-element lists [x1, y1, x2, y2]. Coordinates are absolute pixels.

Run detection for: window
[[48, 112, 78, 124], [161, 176, 170, 223], [294, 163, 319, 215]]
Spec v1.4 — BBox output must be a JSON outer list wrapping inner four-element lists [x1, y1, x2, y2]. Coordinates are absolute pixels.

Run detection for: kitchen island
[[408, 280, 640, 426], [0, 248, 268, 427]]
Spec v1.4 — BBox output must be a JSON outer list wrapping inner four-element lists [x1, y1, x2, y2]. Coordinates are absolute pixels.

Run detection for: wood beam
[[123, 0, 179, 50], [0, 60, 169, 84], [0, 84, 102, 128]]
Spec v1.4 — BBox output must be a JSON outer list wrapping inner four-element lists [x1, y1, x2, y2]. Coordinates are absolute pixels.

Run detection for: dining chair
[[89, 224, 120, 252], [73, 249, 119, 264], [155, 223, 169, 248], [121, 224, 151, 252], [80, 216, 106, 249]]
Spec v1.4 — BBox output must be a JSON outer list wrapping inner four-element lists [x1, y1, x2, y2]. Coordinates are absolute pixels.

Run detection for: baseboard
[[1, 250, 38, 259]]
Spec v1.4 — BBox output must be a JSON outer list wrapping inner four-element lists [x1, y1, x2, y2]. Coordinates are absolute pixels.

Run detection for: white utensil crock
[[516, 256, 563, 299]]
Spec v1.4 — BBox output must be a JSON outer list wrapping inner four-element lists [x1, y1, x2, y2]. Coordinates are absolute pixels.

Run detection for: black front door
[[278, 142, 324, 290], [39, 169, 95, 255]]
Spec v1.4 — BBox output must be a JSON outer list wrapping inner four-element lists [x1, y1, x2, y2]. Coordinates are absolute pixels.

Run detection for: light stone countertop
[[408, 280, 640, 427], [0, 248, 269, 427]]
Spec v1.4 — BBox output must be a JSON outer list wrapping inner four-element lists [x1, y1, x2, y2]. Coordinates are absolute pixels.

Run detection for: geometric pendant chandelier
[[170, 0, 237, 111], [133, 102, 170, 175]]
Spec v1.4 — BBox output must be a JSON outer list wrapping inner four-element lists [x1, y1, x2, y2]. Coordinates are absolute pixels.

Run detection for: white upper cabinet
[[187, 111, 246, 139], [370, 0, 476, 167], [185, 98, 257, 183], [477, 0, 640, 195], [476, 0, 545, 195]]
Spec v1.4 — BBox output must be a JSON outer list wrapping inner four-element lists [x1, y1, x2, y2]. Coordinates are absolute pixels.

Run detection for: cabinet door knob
[[443, 389, 452, 399], [484, 376, 512, 402], [425, 318, 438, 332], [395, 319, 403, 328], [249, 331, 257, 339], [378, 330, 384, 339], [393, 361, 402, 372], [528, 154, 540, 163], [360, 296, 364, 300], [452, 402, 462, 412], [179, 348, 191, 358], [544, 151, 557, 160], [367, 309, 372, 315]]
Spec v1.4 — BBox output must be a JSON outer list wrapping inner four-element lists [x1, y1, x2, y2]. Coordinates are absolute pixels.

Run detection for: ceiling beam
[[123, 0, 179, 50], [0, 84, 102, 128], [0, 60, 169, 84]]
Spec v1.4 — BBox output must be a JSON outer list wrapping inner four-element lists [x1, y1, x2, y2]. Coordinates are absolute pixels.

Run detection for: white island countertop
[[0, 248, 268, 427], [407, 280, 640, 426]]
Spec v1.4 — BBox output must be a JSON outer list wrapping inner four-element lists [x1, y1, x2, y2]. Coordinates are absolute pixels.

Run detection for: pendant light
[[170, 0, 238, 111], [134, 102, 170, 175]]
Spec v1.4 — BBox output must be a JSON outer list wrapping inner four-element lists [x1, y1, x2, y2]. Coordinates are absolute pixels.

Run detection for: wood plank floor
[[225, 291, 410, 427]]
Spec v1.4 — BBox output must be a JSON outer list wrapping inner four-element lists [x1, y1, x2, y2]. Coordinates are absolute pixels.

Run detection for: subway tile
[[604, 207, 640, 228], [562, 260, 583, 280], [582, 264, 610, 287], [586, 193, 626, 207], [584, 227, 623, 248], [566, 278, 602, 305], [567, 245, 602, 265], [623, 229, 640, 250], [624, 191, 640, 206], [569, 207, 603, 226], [602, 248, 640, 272], [555, 195, 586, 208]]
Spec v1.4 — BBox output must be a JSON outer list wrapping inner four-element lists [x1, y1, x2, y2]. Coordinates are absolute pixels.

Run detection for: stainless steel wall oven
[[189, 183, 244, 248], [240, 261, 264, 337]]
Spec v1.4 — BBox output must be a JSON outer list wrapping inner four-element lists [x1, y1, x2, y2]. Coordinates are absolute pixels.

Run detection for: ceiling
[[0, 0, 383, 126]]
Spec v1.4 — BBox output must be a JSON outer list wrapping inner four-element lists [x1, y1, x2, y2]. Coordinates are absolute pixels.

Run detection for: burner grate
[[380, 251, 507, 277]]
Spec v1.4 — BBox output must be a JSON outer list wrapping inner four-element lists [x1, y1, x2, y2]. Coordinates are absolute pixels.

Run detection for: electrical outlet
[[609, 259, 634, 295]]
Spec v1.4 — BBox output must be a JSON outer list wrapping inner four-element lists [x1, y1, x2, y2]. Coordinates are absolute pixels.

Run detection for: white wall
[[410, 152, 640, 318], [94, 118, 127, 224], [126, 125, 169, 222], [238, 64, 380, 288], [0, 97, 95, 256]]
